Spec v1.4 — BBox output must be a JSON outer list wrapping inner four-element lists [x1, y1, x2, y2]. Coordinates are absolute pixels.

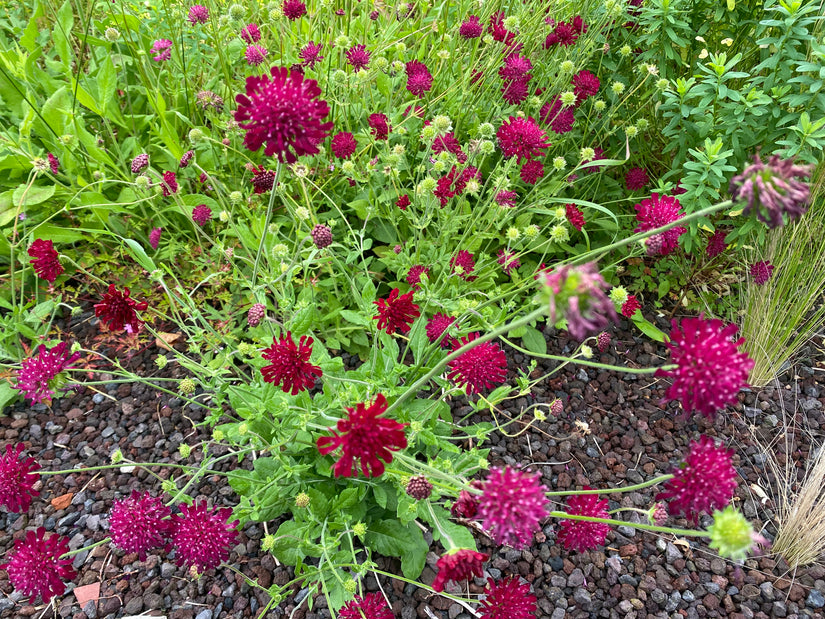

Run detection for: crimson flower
[[625, 166, 649, 191], [368, 113, 390, 140], [245, 44, 268, 66], [540, 97, 575, 134], [450, 249, 476, 280], [282, 0, 307, 20], [0, 528, 76, 603], [374, 288, 420, 335], [432, 549, 489, 592], [477, 467, 549, 548], [47, 153, 59, 174], [655, 314, 754, 419], [339, 593, 393, 619], [149, 227, 162, 249], [432, 132, 467, 163], [706, 229, 729, 258], [451, 489, 480, 518], [331, 131, 357, 159], [234, 66, 333, 163], [448, 333, 508, 394], [16, 341, 81, 405], [250, 165, 276, 194], [316, 394, 407, 477], [345, 44, 370, 71], [479, 577, 537, 619], [459, 15, 483, 38], [497, 249, 520, 275], [497, 116, 550, 163], [519, 160, 544, 185], [406, 265, 429, 288], [750, 261, 775, 285], [729, 154, 812, 228], [426, 313, 456, 348], [556, 490, 611, 552], [656, 435, 737, 522], [544, 20, 582, 47], [621, 295, 641, 318], [188, 4, 209, 24], [487, 11, 516, 45], [495, 190, 517, 208], [109, 491, 173, 560], [299, 41, 324, 68], [171, 502, 238, 571], [161, 170, 178, 196], [94, 284, 148, 333], [634, 193, 686, 256], [310, 224, 333, 248], [240, 23, 261, 43], [28, 239, 63, 283], [0, 443, 40, 513], [566, 203, 585, 231], [405, 60, 433, 97], [192, 204, 212, 226], [572, 69, 600, 101], [260, 332, 322, 395]]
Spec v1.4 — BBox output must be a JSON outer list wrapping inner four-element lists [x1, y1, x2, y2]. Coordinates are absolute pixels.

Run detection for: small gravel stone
[[807, 590, 825, 608], [195, 610, 213, 619], [572, 589, 591, 609]]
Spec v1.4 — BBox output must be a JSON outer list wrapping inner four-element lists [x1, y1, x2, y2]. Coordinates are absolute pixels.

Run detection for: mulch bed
[[2, 306, 825, 619]]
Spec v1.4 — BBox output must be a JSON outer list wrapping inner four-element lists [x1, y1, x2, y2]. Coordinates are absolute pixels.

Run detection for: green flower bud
[[707, 505, 757, 561], [179, 378, 195, 394], [352, 522, 367, 537], [295, 492, 310, 508], [179, 443, 192, 458]]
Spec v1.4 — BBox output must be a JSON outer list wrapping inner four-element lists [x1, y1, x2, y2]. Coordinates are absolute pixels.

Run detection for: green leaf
[[0, 381, 18, 410], [270, 520, 307, 566], [376, 72, 391, 98], [97, 55, 117, 113], [422, 504, 477, 550], [339, 309, 371, 326], [632, 316, 668, 343], [521, 325, 547, 354], [123, 239, 157, 273], [364, 520, 428, 578], [13, 183, 55, 208], [29, 223, 85, 244]]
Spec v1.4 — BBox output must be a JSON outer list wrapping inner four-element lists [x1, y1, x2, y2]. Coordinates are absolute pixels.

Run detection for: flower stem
[[548, 511, 705, 537], [545, 474, 673, 497]]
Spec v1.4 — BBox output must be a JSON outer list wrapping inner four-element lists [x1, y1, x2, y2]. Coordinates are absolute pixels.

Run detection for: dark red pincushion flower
[[1, 528, 76, 603], [495, 190, 517, 208], [179, 150, 194, 168], [109, 491, 173, 560], [260, 331, 323, 395], [556, 489, 610, 552], [497, 116, 550, 163], [487, 11, 515, 45], [750, 261, 775, 285], [369, 113, 390, 140], [656, 435, 737, 522], [625, 166, 650, 191], [94, 284, 148, 333], [499, 54, 532, 81], [245, 44, 268, 66], [540, 98, 575, 134], [448, 333, 508, 394], [497, 249, 520, 275], [478, 467, 549, 548], [161, 170, 178, 196], [544, 21, 578, 47], [188, 4, 209, 24], [459, 15, 483, 38], [396, 194, 410, 210], [501, 79, 530, 105], [621, 295, 641, 317], [250, 165, 276, 194], [432, 132, 467, 163], [0, 443, 40, 513], [339, 593, 394, 619], [426, 313, 456, 348], [450, 249, 476, 280], [405, 60, 433, 97], [572, 69, 600, 101], [432, 549, 489, 592], [582, 147, 605, 173], [597, 331, 611, 353], [282, 0, 307, 20], [171, 502, 239, 571], [374, 288, 420, 335], [240, 23, 261, 43], [316, 393, 407, 477], [299, 41, 324, 68], [149, 227, 162, 249], [519, 160, 544, 185], [331, 131, 357, 159], [706, 229, 729, 258], [28, 239, 63, 283], [16, 341, 80, 405], [479, 577, 537, 619], [655, 314, 754, 419], [234, 66, 332, 163], [406, 265, 429, 288], [566, 203, 585, 231], [634, 193, 686, 256], [345, 44, 370, 71], [451, 489, 480, 518], [192, 204, 212, 226]]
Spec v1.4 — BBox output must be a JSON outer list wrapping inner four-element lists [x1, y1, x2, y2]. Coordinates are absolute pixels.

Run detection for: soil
[[2, 306, 825, 619]]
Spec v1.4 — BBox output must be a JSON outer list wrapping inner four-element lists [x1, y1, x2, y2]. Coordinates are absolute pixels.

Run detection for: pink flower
[[131, 153, 149, 173], [519, 160, 544, 185], [149, 227, 162, 249], [448, 333, 508, 394], [565, 203, 585, 231], [234, 66, 333, 163], [405, 60, 433, 97], [109, 491, 173, 560], [655, 314, 754, 419], [495, 190, 517, 208], [94, 284, 148, 333], [0, 443, 40, 513], [479, 577, 537, 619], [261, 332, 323, 394], [247, 303, 265, 327], [192, 204, 212, 226], [179, 150, 194, 168], [317, 394, 407, 477], [331, 131, 357, 159], [188, 4, 209, 24], [245, 44, 268, 66], [750, 261, 775, 285], [374, 288, 420, 335], [459, 15, 483, 38], [729, 154, 812, 228], [478, 467, 549, 548], [450, 249, 476, 280], [544, 20, 584, 47], [28, 239, 63, 283], [299, 41, 324, 68], [432, 549, 488, 592], [497, 116, 550, 163], [656, 435, 737, 522], [369, 113, 390, 140], [497, 249, 520, 275], [634, 193, 686, 256], [311, 224, 333, 248], [282, 0, 307, 20], [501, 79, 530, 105], [499, 53, 532, 81], [426, 313, 456, 348], [47, 153, 59, 174], [16, 342, 81, 405], [625, 166, 650, 191], [150, 39, 172, 61], [240, 23, 261, 43], [171, 502, 239, 571], [345, 44, 370, 72], [339, 593, 394, 619], [161, 170, 178, 196], [556, 490, 610, 552], [539, 262, 618, 341], [0, 528, 76, 603], [621, 295, 641, 318], [572, 69, 600, 101]]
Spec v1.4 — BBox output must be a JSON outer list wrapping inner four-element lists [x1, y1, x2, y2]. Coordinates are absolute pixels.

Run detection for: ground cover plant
[[1, 0, 824, 616]]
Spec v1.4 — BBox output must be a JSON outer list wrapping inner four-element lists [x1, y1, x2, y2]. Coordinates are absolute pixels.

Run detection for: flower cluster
[[171, 502, 239, 571], [109, 491, 173, 559], [28, 239, 63, 283], [374, 288, 420, 335], [432, 549, 488, 592], [94, 284, 148, 333], [448, 333, 508, 394], [556, 490, 611, 552], [0, 528, 76, 604]]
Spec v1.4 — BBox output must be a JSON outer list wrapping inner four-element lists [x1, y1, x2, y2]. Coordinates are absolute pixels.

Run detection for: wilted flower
[[750, 260, 775, 285]]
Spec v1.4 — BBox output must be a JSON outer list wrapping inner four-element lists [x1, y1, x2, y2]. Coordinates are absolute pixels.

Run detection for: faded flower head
[[634, 194, 686, 256], [374, 288, 420, 335], [479, 577, 537, 619], [16, 341, 81, 405], [655, 314, 754, 419], [539, 262, 618, 341], [28, 239, 63, 283], [432, 549, 489, 592], [94, 284, 148, 333], [556, 490, 610, 552], [656, 435, 737, 523], [0, 528, 76, 603], [0, 443, 40, 513], [477, 467, 549, 548], [707, 505, 768, 561], [706, 228, 729, 258], [171, 502, 239, 571], [260, 332, 322, 395], [729, 154, 812, 228], [448, 333, 508, 394], [109, 491, 173, 560]]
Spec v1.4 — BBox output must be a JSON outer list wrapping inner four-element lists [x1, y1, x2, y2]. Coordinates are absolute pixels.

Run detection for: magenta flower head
[[368, 113, 390, 140], [47, 153, 59, 174], [192, 204, 212, 226], [373, 288, 420, 335], [0, 443, 40, 513], [538, 262, 618, 341], [282, 0, 307, 20], [245, 44, 268, 66], [234, 66, 332, 163], [477, 467, 549, 548], [655, 314, 754, 419], [730, 153, 813, 228], [656, 435, 737, 523], [706, 228, 729, 258], [339, 593, 393, 619], [94, 284, 148, 333], [459, 15, 483, 38], [345, 44, 370, 72], [479, 577, 537, 619], [316, 394, 407, 478], [450, 249, 476, 280], [161, 170, 178, 196], [572, 69, 600, 101], [260, 331, 322, 395], [540, 97, 575, 134], [331, 131, 357, 159], [310, 223, 333, 248], [556, 489, 610, 552], [150, 39, 172, 61], [299, 41, 324, 68], [0, 528, 76, 603], [426, 313, 456, 348], [171, 502, 239, 572], [497, 116, 551, 163], [625, 166, 649, 191], [448, 333, 508, 394], [240, 23, 261, 43], [16, 341, 81, 405], [28, 239, 63, 283], [109, 491, 173, 560], [188, 4, 209, 24], [149, 227, 162, 249], [634, 193, 687, 256], [750, 260, 775, 285], [432, 549, 488, 592], [405, 60, 433, 97]]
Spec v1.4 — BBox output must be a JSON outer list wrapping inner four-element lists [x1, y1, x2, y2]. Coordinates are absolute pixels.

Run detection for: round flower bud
[[611, 81, 626, 95], [334, 34, 351, 48], [609, 286, 629, 306], [417, 177, 437, 194], [261, 535, 276, 551], [155, 355, 168, 369], [228, 3, 245, 19], [524, 224, 540, 238], [212, 429, 225, 441], [391, 60, 405, 73], [553, 157, 567, 171], [247, 303, 266, 327], [188, 128, 204, 144], [420, 124, 437, 142], [437, 49, 450, 60], [104, 27, 120, 41], [179, 378, 195, 394], [179, 444, 192, 458], [352, 522, 367, 537], [707, 505, 757, 561], [135, 175, 150, 189], [219, 210, 230, 222], [506, 227, 520, 241], [343, 579, 358, 594], [580, 344, 593, 359], [478, 122, 495, 138], [550, 224, 569, 243], [406, 476, 434, 500], [580, 147, 595, 162], [295, 492, 310, 508], [331, 69, 348, 84], [311, 224, 333, 248], [229, 191, 243, 204], [593, 99, 606, 112], [341, 160, 355, 174], [295, 206, 310, 220], [479, 140, 495, 155], [637, 118, 649, 131], [656, 78, 670, 90], [560, 60, 575, 73], [503, 15, 519, 30], [626, 125, 638, 138], [620, 44, 632, 57]]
